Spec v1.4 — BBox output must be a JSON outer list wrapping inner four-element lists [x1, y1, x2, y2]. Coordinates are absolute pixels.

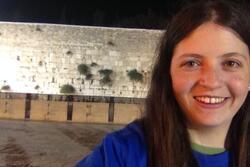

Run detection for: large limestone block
[[113, 103, 143, 124], [72, 102, 109, 123], [0, 99, 25, 119], [47, 101, 68, 122], [30, 100, 48, 121], [30, 100, 67, 122]]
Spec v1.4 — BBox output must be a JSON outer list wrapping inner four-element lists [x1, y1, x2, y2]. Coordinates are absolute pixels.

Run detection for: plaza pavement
[[0, 119, 123, 167]]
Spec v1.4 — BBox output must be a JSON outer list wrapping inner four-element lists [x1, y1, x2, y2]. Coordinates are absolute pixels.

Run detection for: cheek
[[171, 73, 195, 95], [227, 74, 249, 98]]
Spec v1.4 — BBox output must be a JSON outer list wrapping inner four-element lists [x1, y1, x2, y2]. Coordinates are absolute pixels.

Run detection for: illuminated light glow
[[0, 45, 22, 92]]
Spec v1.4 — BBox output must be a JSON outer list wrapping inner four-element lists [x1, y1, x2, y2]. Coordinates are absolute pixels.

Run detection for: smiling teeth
[[195, 97, 226, 104]]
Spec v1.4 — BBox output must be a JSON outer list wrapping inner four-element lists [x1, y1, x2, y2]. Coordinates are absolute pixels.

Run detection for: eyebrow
[[179, 52, 248, 60], [179, 53, 203, 59], [221, 52, 248, 60]]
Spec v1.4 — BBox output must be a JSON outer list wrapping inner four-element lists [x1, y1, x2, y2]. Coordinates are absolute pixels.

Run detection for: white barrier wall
[[0, 22, 163, 98]]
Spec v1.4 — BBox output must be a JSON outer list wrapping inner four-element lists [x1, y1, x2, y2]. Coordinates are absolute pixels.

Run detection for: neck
[[187, 124, 230, 148]]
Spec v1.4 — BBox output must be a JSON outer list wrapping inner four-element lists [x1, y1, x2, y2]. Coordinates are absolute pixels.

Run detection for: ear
[[249, 86, 250, 91]]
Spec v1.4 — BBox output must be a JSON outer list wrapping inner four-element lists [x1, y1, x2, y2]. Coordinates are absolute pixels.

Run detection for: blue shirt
[[75, 121, 229, 167], [193, 150, 229, 167]]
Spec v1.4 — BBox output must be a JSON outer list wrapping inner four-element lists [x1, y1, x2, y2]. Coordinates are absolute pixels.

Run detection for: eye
[[183, 60, 200, 68], [223, 60, 241, 69]]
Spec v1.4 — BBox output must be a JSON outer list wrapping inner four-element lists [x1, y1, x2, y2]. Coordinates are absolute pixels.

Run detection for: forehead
[[173, 22, 249, 59]]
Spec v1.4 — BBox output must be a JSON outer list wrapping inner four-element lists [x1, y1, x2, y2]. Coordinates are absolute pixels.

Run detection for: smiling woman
[[75, 1, 250, 167], [171, 21, 250, 148], [171, 22, 250, 125]]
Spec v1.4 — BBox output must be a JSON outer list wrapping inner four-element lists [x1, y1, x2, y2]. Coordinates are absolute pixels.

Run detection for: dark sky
[[0, 0, 190, 29], [0, 0, 247, 29]]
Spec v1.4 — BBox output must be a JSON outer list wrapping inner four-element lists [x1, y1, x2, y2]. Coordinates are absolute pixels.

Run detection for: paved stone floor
[[0, 119, 123, 167]]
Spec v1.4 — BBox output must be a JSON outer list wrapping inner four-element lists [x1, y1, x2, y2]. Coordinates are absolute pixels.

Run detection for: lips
[[194, 96, 227, 104]]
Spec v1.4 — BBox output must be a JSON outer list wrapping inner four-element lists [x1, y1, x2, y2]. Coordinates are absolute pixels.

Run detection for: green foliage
[[90, 62, 98, 66], [98, 69, 113, 76], [60, 84, 75, 94], [36, 26, 42, 31], [38, 61, 43, 66], [1, 85, 10, 90], [66, 50, 73, 55], [100, 75, 112, 86], [85, 73, 93, 80], [34, 85, 40, 90], [77, 64, 90, 75], [107, 41, 115, 46], [98, 69, 113, 86], [127, 69, 143, 82]]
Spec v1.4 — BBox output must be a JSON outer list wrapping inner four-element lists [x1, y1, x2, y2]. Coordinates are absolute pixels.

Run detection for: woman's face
[[170, 22, 250, 130]]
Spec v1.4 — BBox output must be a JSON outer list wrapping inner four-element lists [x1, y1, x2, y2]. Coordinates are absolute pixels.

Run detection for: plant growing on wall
[[90, 62, 98, 67], [127, 69, 143, 82], [100, 75, 112, 86], [66, 50, 73, 55], [38, 61, 43, 66], [99, 69, 113, 76], [77, 63, 94, 85], [85, 73, 93, 80], [60, 84, 75, 94], [127, 69, 143, 93], [107, 41, 115, 46], [77, 64, 90, 75], [34, 85, 40, 90], [98, 69, 113, 86], [1, 85, 10, 90], [36, 26, 42, 31]]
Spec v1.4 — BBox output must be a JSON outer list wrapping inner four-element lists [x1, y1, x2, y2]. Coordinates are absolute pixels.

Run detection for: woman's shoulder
[[106, 120, 146, 146], [75, 120, 147, 167], [102, 120, 147, 159]]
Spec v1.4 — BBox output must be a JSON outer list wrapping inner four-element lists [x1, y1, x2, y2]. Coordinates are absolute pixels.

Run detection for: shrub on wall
[[77, 64, 90, 75], [85, 73, 93, 80], [90, 62, 98, 67], [66, 50, 73, 55], [127, 69, 143, 82], [1, 85, 10, 90], [34, 85, 40, 90], [60, 84, 75, 94], [98, 69, 113, 86], [77, 63, 94, 82], [100, 75, 112, 86], [36, 26, 42, 31], [38, 61, 43, 66], [107, 41, 115, 46], [99, 69, 113, 76]]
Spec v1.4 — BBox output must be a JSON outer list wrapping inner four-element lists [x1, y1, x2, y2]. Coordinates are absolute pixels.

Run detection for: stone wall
[[0, 99, 26, 119], [0, 22, 163, 98], [0, 93, 143, 124]]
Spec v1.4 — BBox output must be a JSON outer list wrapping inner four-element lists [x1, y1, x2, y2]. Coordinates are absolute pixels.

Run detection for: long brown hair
[[143, 1, 250, 166]]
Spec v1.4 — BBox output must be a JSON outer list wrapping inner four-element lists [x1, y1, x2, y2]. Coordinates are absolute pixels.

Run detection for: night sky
[[0, 0, 247, 29]]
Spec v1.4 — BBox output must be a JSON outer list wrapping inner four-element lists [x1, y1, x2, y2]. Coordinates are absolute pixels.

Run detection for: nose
[[198, 65, 222, 89]]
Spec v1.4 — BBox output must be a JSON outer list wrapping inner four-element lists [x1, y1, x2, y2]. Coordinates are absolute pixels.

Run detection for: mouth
[[194, 96, 228, 104]]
